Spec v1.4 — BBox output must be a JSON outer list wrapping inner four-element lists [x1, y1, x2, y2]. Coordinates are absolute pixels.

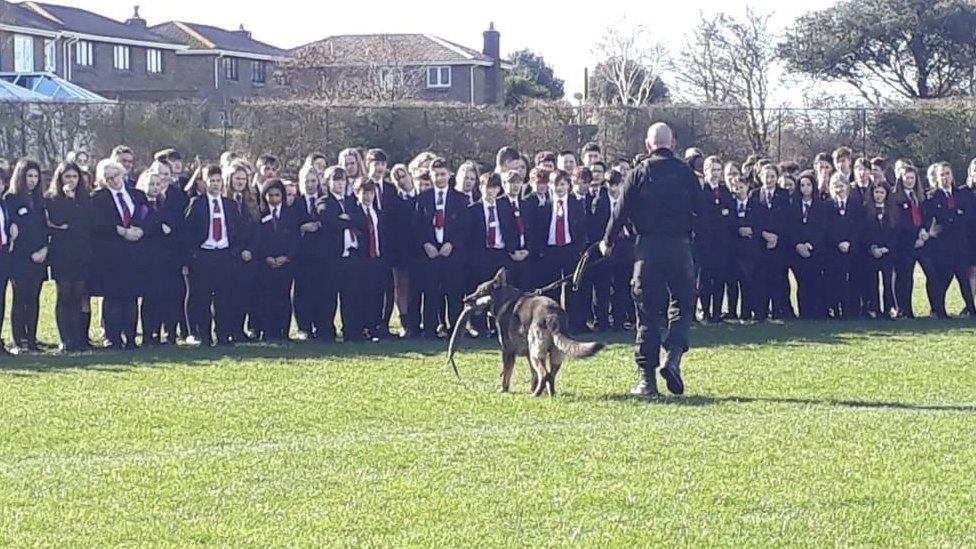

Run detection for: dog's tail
[[547, 315, 605, 359]]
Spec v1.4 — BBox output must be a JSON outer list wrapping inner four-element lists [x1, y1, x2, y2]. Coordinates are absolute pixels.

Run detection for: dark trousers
[[143, 268, 183, 344], [176, 273, 189, 339], [378, 267, 394, 335], [792, 256, 824, 319], [929, 256, 976, 317], [470, 248, 512, 332], [728, 256, 756, 319], [697, 252, 729, 321], [405, 259, 424, 335], [420, 250, 465, 337], [541, 244, 584, 331], [359, 257, 387, 337], [0, 257, 9, 348], [755, 249, 789, 320], [894, 250, 925, 317], [319, 263, 339, 342], [187, 249, 234, 344], [824, 250, 858, 319], [55, 278, 86, 350], [865, 256, 896, 317], [293, 256, 327, 337], [593, 253, 635, 329], [11, 272, 43, 347], [260, 263, 294, 340], [632, 236, 695, 374], [102, 297, 138, 347], [335, 255, 364, 342]]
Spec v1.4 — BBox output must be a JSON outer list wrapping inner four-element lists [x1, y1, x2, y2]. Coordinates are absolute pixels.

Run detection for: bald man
[[600, 123, 700, 397]]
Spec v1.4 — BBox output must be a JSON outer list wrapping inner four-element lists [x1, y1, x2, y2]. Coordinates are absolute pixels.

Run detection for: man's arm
[[602, 168, 640, 247]]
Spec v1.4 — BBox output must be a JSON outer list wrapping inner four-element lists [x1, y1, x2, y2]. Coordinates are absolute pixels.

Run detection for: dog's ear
[[493, 267, 508, 287]]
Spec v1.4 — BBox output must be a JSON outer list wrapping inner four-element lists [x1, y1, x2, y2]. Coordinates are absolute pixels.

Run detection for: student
[[134, 171, 178, 345], [787, 171, 826, 320], [414, 157, 470, 338], [224, 162, 261, 341], [814, 154, 833, 198], [590, 169, 634, 331], [924, 162, 976, 318], [91, 159, 147, 349], [0, 168, 12, 354], [66, 150, 91, 173], [524, 167, 551, 208], [749, 163, 792, 321], [536, 169, 586, 332], [535, 151, 557, 170], [146, 157, 189, 342], [111, 145, 137, 187], [832, 146, 854, 183], [348, 178, 387, 341], [729, 171, 765, 321], [338, 148, 366, 196], [253, 154, 281, 192], [293, 165, 326, 341], [963, 158, 976, 312], [467, 172, 514, 336], [861, 182, 897, 319], [588, 162, 607, 192], [364, 149, 398, 338], [454, 161, 481, 207], [254, 180, 298, 341], [891, 166, 930, 318], [823, 173, 862, 319], [696, 156, 735, 323], [319, 166, 362, 343], [496, 169, 534, 290], [6, 158, 48, 354], [580, 142, 603, 167], [45, 161, 93, 352], [557, 151, 578, 174], [184, 164, 244, 346], [388, 164, 421, 338]]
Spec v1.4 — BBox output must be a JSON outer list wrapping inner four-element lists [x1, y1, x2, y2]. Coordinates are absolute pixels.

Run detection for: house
[[287, 24, 508, 105], [151, 20, 287, 107]]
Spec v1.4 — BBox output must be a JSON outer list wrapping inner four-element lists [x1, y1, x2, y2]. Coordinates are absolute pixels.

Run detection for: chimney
[[125, 5, 147, 29], [482, 23, 502, 105], [482, 22, 500, 61], [235, 24, 252, 40]]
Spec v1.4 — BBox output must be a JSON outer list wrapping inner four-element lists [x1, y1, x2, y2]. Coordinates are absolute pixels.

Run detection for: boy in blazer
[[348, 178, 388, 341], [467, 172, 516, 336], [318, 166, 362, 343], [254, 180, 299, 340], [536, 169, 587, 333], [590, 170, 635, 331], [496, 169, 534, 290]]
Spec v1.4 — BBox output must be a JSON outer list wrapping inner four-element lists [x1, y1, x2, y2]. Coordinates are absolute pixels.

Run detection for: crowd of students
[[0, 141, 974, 355]]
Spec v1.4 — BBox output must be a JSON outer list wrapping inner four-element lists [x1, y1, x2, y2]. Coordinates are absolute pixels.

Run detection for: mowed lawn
[[1, 281, 975, 546]]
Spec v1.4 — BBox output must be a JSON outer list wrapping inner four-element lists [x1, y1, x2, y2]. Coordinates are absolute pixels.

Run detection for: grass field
[[1, 284, 976, 546]]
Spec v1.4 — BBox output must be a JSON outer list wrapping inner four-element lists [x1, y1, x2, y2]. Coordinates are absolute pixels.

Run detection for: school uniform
[[184, 193, 243, 345], [696, 183, 736, 321], [861, 203, 897, 318], [226, 193, 261, 341], [923, 187, 976, 317], [728, 195, 766, 320], [388, 188, 422, 337], [349, 200, 388, 339], [371, 178, 399, 337], [5, 193, 48, 351], [293, 193, 328, 339], [536, 194, 587, 332], [891, 189, 930, 318], [414, 186, 470, 338], [748, 186, 792, 320], [823, 196, 863, 319], [138, 197, 184, 345], [570, 190, 595, 330], [590, 191, 635, 330], [467, 199, 516, 333], [0, 198, 13, 352], [786, 197, 826, 319], [91, 186, 149, 348], [162, 184, 190, 340], [319, 192, 363, 342], [254, 204, 299, 340], [497, 194, 535, 290], [46, 194, 94, 350]]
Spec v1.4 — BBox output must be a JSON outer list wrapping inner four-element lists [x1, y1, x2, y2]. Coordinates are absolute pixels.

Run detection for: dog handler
[[600, 123, 700, 397]]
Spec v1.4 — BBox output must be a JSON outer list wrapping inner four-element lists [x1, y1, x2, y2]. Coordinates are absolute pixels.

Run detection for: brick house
[[286, 24, 508, 105]]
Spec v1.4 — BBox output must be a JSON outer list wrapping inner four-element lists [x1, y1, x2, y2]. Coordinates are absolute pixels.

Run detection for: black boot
[[660, 348, 685, 395], [630, 366, 660, 397]]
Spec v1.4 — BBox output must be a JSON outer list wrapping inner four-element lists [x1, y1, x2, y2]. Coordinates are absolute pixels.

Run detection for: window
[[75, 41, 94, 66], [43, 39, 56, 72], [426, 66, 451, 88], [146, 48, 162, 74], [223, 57, 238, 81], [250, 60, 266, 84], [14, 35, 34, 73], [113, 45, 130, 71]]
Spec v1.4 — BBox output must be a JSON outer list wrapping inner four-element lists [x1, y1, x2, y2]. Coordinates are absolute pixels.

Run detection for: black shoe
[[629, 368, 660, 397], [660, 349, 685, 396]]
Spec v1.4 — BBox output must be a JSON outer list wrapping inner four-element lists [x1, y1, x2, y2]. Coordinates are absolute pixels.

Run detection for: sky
[[55, 0, 842, 103]]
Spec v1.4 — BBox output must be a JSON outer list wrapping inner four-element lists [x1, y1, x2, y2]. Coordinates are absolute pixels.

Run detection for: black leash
[[529, 242, 610, 297]]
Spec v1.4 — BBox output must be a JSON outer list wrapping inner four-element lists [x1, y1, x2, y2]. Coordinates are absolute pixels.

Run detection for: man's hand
[[423, 243, 438, 259], [739, 227, 753, 238], [241, 250, 252, 262], [839, 241, 851, 254], [510, 250, 529, 262], [161, 223, 172, 235], [439, 243, 454, 257], [599, 240, 612, 257], [300, 222, 319, 234], [31, 247, 48, 264]]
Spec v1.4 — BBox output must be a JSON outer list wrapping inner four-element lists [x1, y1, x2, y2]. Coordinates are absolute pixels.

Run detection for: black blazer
[[184, 194, 243, 258], [696, 184, 736, 252], [748, 186, 790, 237], [318, 193, 359, 258], [5, 194, 48, 263], [730, 196, 766, 260], [45, 194, 93, 279], [890, 189, 928, 254], [414, 187, 471, 251], [347, 201, 387, 259], [91, 186, 149, 297], [862, 204, 897, 256], [254, 205, 299, 261], [468, 200, 517, 256], [824, 197, 863, 256], [295, 194, 327, 260], [786, 198, 827, 256], [497, 195, 533, 252], [536, 194, 586, 254], [924, 188, 971, 259]]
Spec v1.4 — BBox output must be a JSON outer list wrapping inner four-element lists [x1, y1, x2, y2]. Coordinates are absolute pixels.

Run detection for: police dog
[[453, 268, 605, 396]]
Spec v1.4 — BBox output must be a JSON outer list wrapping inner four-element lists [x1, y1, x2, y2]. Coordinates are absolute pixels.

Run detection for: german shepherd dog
[[451, 268, 605, 396]]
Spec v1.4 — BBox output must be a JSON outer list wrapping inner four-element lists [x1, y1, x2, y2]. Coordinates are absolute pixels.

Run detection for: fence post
[[777, 108, 783, 162]]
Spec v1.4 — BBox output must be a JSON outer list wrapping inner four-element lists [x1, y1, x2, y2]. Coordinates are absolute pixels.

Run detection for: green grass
[[1, 282, 975, 546]]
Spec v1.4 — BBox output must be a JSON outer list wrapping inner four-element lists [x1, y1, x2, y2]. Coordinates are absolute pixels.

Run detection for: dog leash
[[529, 242, 610, 297]]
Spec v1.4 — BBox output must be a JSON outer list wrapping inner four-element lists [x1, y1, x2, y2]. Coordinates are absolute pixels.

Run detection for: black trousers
[[928, 255, 976, 317], [102, 296, 138, 347], [405, 258, 424, 335], [894, 250, 930, 317], [293, 255, 327, 336], [0, 254, 9, 348], [187, 249, 234, 344], [698, 251, 730, 321], [632, 236, 696, 374], [336, 255, 364, 342], [419, 251, 465, 337], [755, 248, 789, 320], [593, 253, 635, 329], [541, 244, 584, 332], [260, 263, 294, 340], [824, 250, 858, 319], [470, 248, 513, 332], [727, 256, 756, 319], [865, 256, 896, 317], [11, 271, 43, 347], [55, 278, 86, 350], [791, 255, 824, 319], [378, 267, 395, 335], [360, 257, 387, 337]]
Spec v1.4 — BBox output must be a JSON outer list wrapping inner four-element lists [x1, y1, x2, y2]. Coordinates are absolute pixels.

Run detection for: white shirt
[[363, 204, 380, 257], [333, 193, 357, 257], [112, 187, 135, 224], [0, 202, 7, 246], [202, 194, 229, 250], [547, 197, 572, 246], [434, 187, 447, 245], [482, 201, 504, 249], [304, 194, 318, 216], [736, 198, 748, 218]]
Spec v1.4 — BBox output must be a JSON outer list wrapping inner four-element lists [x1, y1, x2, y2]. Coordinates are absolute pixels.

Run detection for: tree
[[589, 24, 671, 106], [779, 0, 976, 104], [675, 9, 777, 154], [503, 49, 565, 106]]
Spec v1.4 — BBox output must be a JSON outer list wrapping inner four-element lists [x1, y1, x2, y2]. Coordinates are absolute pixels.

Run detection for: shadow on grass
[[1, 317, 973, 375], [596, 393, 976, 413]]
